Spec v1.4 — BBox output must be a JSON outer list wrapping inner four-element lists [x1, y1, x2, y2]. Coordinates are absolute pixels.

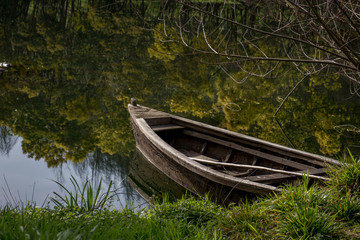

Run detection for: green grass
[[50, 176, 114, 211], [146, 194, 223, 225], [1, 152, 360, 239], [3, 203, 204, 240], [327, 149, 360, 194], [0, 201, 222, 240], [213, 157, 360, 240], [270, 177, 341, 239]]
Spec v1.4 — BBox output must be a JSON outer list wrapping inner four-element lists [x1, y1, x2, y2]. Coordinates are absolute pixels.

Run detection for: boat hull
[[128, 104, 339, 203], [130, 114, 256, 203]]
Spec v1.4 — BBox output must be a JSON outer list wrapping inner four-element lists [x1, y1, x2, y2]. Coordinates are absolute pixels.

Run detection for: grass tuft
[[146, 194, 222, 226], [216, 198, 273, 239], [271, 176, 342, 239], [271, 175, 330, 213], [327, 149, 360, 194], [329, 189, 360, 222], [50, 176, 114, 211], [276, 203, 340, 239]]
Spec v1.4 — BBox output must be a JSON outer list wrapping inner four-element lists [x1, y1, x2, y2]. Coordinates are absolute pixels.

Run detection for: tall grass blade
[[50, 176, 116, 211], [87, 182, 94, 210], [93, 178, 103, 209], [99, 181, 113, 210], [3, 175, 16, 206]]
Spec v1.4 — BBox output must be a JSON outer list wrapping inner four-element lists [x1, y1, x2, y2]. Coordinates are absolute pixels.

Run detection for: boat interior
[[144, 116, 329, 187]]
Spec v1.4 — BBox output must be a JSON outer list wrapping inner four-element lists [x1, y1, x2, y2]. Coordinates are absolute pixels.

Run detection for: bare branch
[[177, 0, 349, 61]]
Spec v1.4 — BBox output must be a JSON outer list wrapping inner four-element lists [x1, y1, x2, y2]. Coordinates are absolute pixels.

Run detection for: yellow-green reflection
[[0, 0, 359, 169]]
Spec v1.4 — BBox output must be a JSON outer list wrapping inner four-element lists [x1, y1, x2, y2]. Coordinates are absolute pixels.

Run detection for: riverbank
[[1, 153, 360, 239]]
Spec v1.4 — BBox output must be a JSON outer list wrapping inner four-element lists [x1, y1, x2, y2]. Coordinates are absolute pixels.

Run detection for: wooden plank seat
[[182, 130, 316, 171], [179, 149, 220, 162], [151, 124, 185, 132]]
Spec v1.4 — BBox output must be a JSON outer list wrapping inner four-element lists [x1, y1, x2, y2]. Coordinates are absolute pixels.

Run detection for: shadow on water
[[129, 148, 187, 204], [129, 148, 256, 205]]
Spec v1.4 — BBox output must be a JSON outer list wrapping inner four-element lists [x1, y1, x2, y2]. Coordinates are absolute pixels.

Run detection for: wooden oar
[[189, 157, 330, 181]]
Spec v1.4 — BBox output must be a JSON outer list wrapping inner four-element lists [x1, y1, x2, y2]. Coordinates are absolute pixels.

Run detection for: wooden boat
[[128, 103, 340, 202]]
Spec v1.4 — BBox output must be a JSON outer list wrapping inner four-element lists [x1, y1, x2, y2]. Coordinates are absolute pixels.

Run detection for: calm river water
[[1, 1, 359, 208], [0, 137, 147, 208]]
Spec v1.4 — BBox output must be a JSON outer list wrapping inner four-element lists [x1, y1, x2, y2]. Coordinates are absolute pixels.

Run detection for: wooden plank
[[189, 157, 330, 181], [130, 106, 170, 119], [171, 117, 336, 167], [145, 117, 172, 126], [179, 149, 219, 162], [242, 168, 327, 183], [222, 170, 254, 177], [151, 124, 185, 132], [183, 130, 315, 171]]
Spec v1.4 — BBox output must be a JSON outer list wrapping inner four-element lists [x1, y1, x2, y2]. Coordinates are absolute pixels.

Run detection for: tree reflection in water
[[0, 126, 19, 156], [1, 0, 360, 207], [52, 149, 147, 209]]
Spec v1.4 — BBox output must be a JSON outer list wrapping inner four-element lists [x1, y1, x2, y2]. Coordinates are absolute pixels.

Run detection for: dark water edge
[[128, 148, 188, 203]]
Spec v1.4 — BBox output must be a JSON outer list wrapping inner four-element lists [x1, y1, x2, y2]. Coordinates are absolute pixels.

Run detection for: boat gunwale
[[132, 104, 339, 165]]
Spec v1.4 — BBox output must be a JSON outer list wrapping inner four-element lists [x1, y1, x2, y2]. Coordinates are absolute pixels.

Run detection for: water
[[1, 138, 55, 207], [1, 1, 359, 207], [0, 137, 147, 209]]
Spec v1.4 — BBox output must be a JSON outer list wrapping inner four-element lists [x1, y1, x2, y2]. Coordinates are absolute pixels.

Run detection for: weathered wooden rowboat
[[128, 103, 340, 202]]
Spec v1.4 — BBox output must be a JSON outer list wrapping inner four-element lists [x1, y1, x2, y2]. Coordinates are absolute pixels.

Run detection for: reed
[[50, 176, 114, 211]]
